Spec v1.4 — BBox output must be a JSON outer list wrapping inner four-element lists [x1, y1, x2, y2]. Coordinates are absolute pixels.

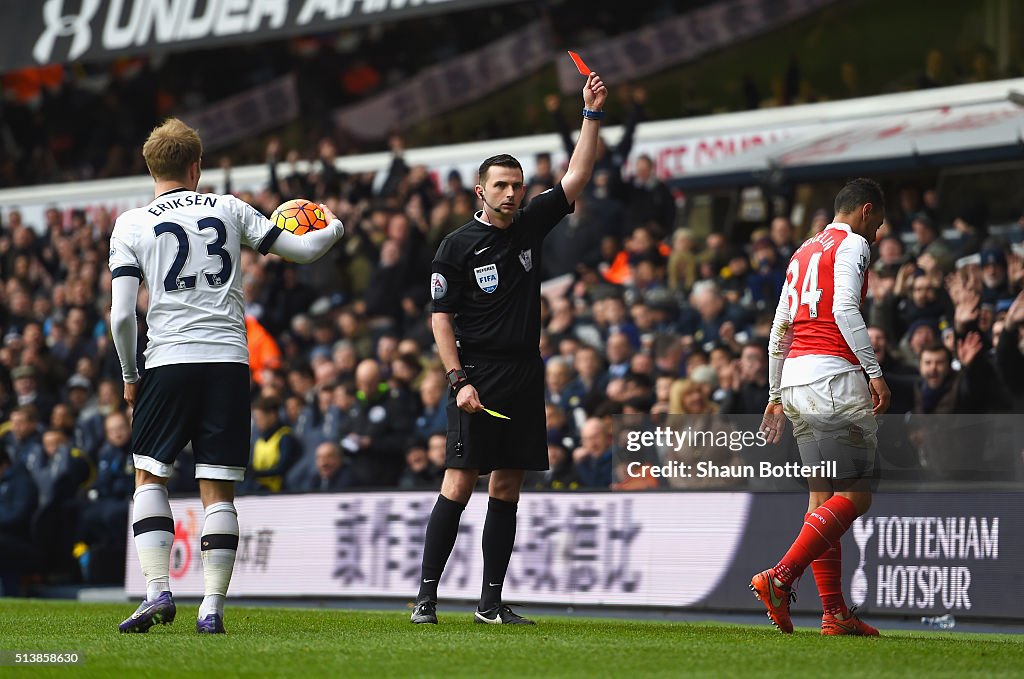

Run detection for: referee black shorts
[[445, 356, 547, 475], [131, 362, 251, 482]]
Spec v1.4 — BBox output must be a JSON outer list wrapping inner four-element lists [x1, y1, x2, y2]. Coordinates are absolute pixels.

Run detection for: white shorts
[[782, 371, 877, 448], [783, 371, 877, 481]]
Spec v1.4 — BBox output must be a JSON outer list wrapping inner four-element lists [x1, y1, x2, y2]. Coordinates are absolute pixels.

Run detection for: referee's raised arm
[[560, 72, 608, 204]]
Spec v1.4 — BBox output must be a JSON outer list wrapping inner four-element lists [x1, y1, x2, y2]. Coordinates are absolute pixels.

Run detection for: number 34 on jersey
[[782, 226, 867, 326], [785, 252, 824, 320]]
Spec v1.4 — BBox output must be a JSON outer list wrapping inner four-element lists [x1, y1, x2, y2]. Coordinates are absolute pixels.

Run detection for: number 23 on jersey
[[155, 217, 232, 292]]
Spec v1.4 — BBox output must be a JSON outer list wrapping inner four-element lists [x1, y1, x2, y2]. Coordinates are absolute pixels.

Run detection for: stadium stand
[[0, 0, 1022, 596]]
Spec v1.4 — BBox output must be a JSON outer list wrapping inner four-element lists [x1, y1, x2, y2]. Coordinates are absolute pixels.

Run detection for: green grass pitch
[[0, 599, 1021, 678]]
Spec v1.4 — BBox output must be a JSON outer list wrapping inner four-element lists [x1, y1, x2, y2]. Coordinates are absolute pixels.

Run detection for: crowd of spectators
[[0, 1, 696, 189], [0, 1, 1014, 188], [2, 97, 1024, 591]]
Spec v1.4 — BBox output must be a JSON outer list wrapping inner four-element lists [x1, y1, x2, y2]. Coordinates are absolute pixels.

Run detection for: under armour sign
[[474, 264, 499, 294], [21, 0, 496, 70], [33, 0, 102, 64]]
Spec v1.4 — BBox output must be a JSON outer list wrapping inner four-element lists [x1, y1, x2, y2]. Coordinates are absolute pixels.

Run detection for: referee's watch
[[447, 368, 470, 395]]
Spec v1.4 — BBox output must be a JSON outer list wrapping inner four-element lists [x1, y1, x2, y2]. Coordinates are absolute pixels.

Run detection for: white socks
[[198, 501, 239, 619], [133, 486, 239, 619], [132, 484, 174, 601]]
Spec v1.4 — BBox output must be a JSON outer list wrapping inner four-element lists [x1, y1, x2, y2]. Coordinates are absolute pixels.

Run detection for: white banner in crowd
[[334, 22, 552, 141], [125, 491, 751, 605], [555, 0, 839, 94], [7, 75, 1019, 233], [182, 74, 300, 152], [363, 126, 802, 206], [625, 127, 802, 180], [0, 125, 797, 234]]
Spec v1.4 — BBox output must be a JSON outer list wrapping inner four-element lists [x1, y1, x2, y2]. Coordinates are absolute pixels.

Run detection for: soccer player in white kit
[[110, 119, 345, 633], [751, 178, 891, 635]]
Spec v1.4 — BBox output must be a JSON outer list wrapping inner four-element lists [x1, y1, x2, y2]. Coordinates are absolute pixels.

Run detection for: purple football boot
[[196, 614, 226, 634], [118, 592, 176, 633]]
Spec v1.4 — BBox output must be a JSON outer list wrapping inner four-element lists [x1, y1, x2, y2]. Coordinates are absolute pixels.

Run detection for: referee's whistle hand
[[457, 385, 483, 413]]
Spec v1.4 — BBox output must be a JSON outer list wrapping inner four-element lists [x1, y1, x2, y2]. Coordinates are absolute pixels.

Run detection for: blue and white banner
[[692, 493, 1022, 620], [126, 490, 1024, 620]]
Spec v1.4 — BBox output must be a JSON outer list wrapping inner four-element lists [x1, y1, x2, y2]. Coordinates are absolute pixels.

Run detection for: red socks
[[772, 496, 859, 589], [811, 539, 847, 615]]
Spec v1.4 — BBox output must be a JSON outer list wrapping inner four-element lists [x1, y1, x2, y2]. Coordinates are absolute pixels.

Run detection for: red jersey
[[784, 225, 869, 366]]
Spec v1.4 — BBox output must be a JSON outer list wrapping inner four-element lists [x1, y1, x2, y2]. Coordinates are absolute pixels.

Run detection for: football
[[270, 198, 328, 235]]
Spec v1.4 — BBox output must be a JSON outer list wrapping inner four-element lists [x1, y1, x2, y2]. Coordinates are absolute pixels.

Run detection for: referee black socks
[[480, 496, 518, 611], [417, 494, 467, 603]]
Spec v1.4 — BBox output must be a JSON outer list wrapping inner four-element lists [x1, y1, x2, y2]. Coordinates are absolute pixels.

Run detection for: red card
[[567, 50, 591, 76]]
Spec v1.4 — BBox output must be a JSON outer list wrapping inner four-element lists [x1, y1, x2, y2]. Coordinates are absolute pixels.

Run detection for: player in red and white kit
[[751, 178, 891, 636]]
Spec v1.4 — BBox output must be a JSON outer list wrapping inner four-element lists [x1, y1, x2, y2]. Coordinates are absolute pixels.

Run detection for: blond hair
[[142, 118, 202, 181], [668, 378, 717, 415]]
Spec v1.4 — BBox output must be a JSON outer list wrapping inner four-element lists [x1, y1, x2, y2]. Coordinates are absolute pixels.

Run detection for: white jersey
[[107, 188, 280, 370]]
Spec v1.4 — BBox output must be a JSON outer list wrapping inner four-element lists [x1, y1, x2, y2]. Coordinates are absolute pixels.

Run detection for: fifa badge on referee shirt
[[474, 264, 499, 293], [518, 249, 533, 272]]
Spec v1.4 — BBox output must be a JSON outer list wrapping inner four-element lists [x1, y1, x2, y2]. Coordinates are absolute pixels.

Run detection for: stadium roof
[[2, 77, 1023, 231], [667, 86, 1024, 190]]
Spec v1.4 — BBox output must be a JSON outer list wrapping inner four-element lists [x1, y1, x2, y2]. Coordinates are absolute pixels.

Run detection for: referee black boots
[[474, 604, 535, 625], [410, 600, 438, 624]]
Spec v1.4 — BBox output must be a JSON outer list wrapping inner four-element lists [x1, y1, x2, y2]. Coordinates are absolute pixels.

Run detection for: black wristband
[[446, 368, 467, 387], [452, 380, 472, 396]]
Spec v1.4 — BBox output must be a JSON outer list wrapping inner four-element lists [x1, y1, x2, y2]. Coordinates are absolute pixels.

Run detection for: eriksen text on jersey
[[107, 188, 280, 370]]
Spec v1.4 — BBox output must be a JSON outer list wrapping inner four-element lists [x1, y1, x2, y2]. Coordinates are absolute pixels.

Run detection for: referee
[[412, 72, 608, 625]]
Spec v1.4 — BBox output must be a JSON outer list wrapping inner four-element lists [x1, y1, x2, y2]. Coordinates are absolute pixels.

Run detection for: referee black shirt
[[430, 184, 574, 359]]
